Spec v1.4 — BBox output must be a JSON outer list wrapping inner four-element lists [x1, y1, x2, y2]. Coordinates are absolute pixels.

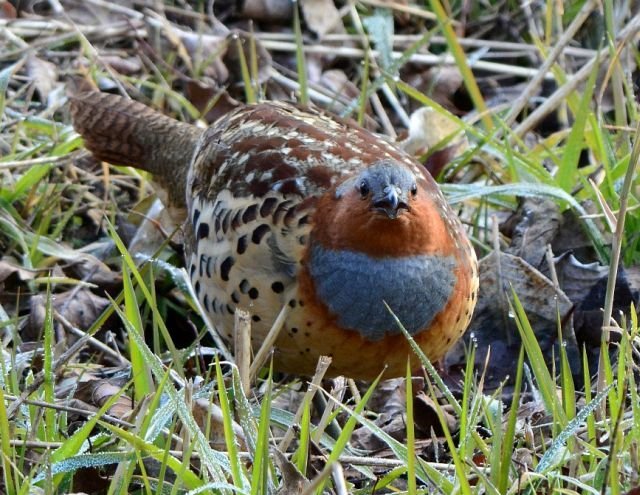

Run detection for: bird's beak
[[373, 186, 409, 219]]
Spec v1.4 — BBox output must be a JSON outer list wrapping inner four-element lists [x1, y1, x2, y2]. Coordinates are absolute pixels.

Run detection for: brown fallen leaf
[[0, 258, 36, 283], [273, 448, 311, 494], [400, 107, 469, 178], [445, 250, 579, 394], [24, 289, 110, 343], [300, 0, 345, 38], [26, 54, 59, 103], [240, 0, 293, 22], [501, 197, 563, 270], [191, 397, 247, 451], [223, 31, 273, 88], [74, 378, 134, 421]]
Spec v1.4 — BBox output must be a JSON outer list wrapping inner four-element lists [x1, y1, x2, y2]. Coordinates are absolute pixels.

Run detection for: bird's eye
[[359, 181, 370, 198], [411, 183, 418, 196]]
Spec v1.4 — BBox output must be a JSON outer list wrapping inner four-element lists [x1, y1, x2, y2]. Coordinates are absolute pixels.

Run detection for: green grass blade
[[510, 288, 566, 426], [109, 300, 232, 482], [556, 58, 599, 191], [292, 0, 308, 105], [215, 358, 249, 492], [99, 422, 206, 492], [427, 0, 492, 130], [122, 265, 154, 402], [43, 288, 55, 443], [535, 383, 614, 474], [0, 387, 17, 495], [251, 366, 274, 495], [498, 346, 525, 493], [405, 361, 417, 495], [235, 36, 256, 104]]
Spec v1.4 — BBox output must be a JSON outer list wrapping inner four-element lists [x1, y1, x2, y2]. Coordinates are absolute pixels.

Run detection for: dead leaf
[[501, 197, 563, 269], [223, 31, 273, 87], [75, 379, 134, 420], [241, 0, 293, 22], [26, 55, 58, 103], [400, 106, 469, 177], [273, 448, 310, 494], [402, 65, 464, 114], [445, 250, 579, 394], [191, 397, 247, 451], [24, 289, 110, 343], [414, 392, 457, 436], [185, 80, 242, 124], [551, 200, 610, 257], [0, 258, 36, 283], [99, 55, 143, 76], [300, 0, 345, 38]]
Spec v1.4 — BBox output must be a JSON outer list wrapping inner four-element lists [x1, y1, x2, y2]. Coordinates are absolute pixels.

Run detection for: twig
[[502, 0, 598, 130]]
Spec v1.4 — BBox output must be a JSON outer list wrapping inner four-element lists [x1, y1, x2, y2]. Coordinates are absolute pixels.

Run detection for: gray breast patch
[[308, 244, 456, 340]]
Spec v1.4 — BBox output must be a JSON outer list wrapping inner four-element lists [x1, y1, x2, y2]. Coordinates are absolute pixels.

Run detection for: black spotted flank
[[197, 222, 209, 239], [271, 281, 284, 293], [242, 204, 258, 223], [192, 209, 200, 228], [205, 257, 212, 277], [260, 197, 278, 217], [198, 256, 205, 277], [195, 280, 201, 296], [203, 293, 210, 311], [248, 287, 259, 300], [252, 224, 270, 244], [231, 210, 242, 231], [239, 279, 250, 294], [220, 256, 234, 281], [231, 291, 240, 303], [237, 235, 248, 254], [222, 210, 231, 233], [252, 314, 261, 322]]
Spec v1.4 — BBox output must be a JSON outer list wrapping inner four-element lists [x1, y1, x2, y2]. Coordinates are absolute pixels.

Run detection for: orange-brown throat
[[311, 186, 454, 258]]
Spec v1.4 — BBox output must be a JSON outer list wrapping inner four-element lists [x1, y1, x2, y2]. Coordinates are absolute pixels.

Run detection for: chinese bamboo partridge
[[70, 91, 478, 379]]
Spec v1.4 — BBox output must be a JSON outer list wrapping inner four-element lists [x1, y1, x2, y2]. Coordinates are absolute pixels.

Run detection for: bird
[[70, 91, 478, 380]]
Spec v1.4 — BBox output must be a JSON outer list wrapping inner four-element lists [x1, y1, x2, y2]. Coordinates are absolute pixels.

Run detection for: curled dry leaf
[[300, 0, 345, 38], [75, 378, 135, 420], [240, 0, 293, 22], [352, 377, 454, 451], [551, 200, 610, 256], [501, 197, 563, 269], [403, 66, 464, 113], [0, 258, 36, 283], [191, 397, 247, 451], [24, 289, 110, 343], [273, 448, 310, 494], [99, 55, 143, 76], [445, 250, 578, 394], [26, 54, 59, 103], [223, 31, 273, 87], [400, 106, 468, 177], [414, 392, 457, 436], [185, 81, 242, 124], [169, 30, 230, 84]]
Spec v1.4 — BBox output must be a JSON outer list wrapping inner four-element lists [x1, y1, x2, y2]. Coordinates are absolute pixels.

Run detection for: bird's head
[[336, 161, 417, 220], [310, 160, 456, 258]]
